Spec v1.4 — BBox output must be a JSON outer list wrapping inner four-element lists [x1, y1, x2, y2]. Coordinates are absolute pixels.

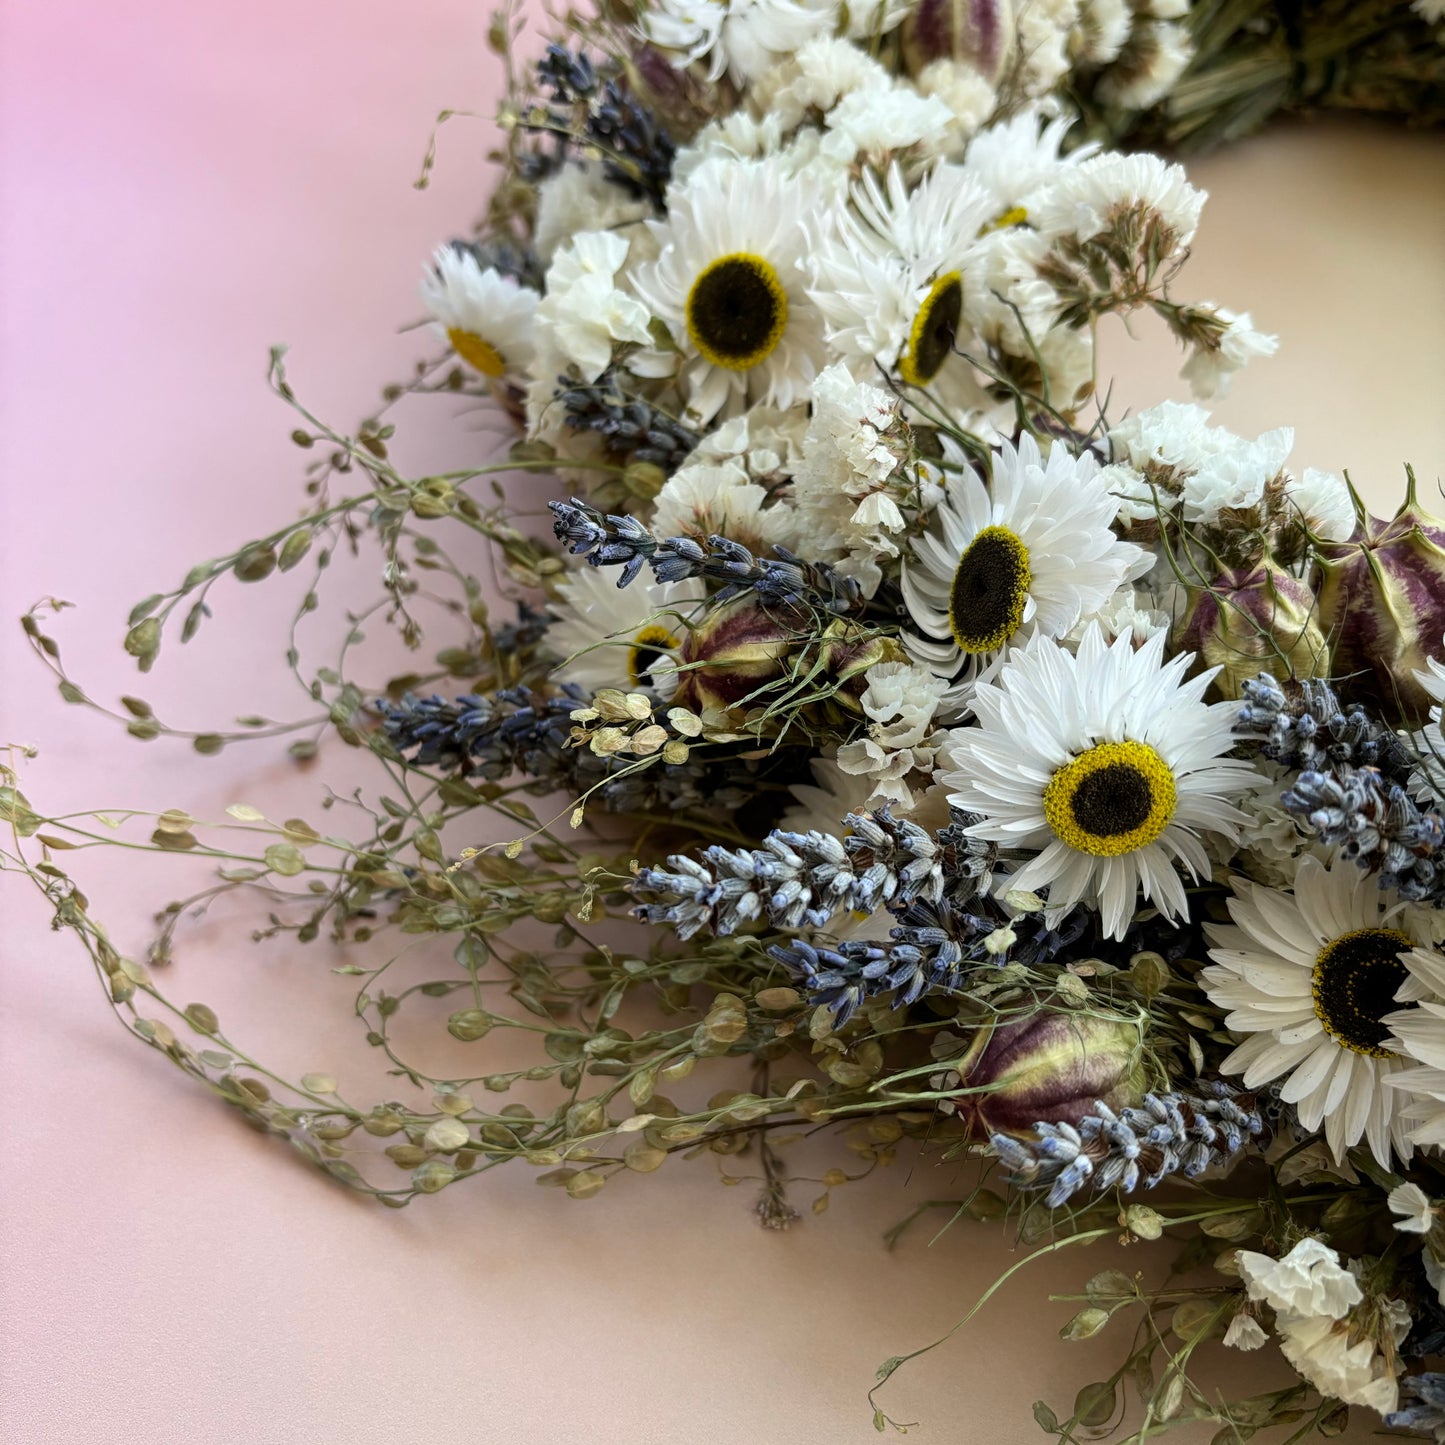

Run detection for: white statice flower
[[901, 435, 1148, 700], [1388, 1182, 1436, 1234], [1105, 402, 1294, 528], [1034, 150, 1205, 252], [749, 36, 891, 132], [835, 661, 950, 810], [1283, 466, 1356, 543], [1012, 0, 1078, 98], [1222, 1313, 1268, 1351], [1200, 853, 1445, 1167], [807, 163, 993, 410], [420, 245, 538, 379], [1236, 1238, 1362, 1320], [545, 568, 704, 698], [671, 113, 792, 185], [640, 0, 840, 84], [629, 156, 826, 424], [1095, 19, 1192, 109], [791, 364, 916, 595], [1276, 1303, 1409, 1417], [942, 624, 1258, 938], [1179, 304, 1279, 399], [914, 60, 998, 144], [1413, 0, 1445, 22], [819, 80, 957, 169]]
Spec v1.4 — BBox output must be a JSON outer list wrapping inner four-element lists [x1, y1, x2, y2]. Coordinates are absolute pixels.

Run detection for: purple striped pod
[[900, 0, 1016, 84]]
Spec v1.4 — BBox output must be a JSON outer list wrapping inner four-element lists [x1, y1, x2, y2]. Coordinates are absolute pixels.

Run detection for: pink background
[[3, 3, 1444, 1441]]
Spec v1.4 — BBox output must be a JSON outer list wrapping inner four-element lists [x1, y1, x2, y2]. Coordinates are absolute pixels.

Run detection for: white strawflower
[[1201, 854, 1443, 1167], [961, 107, 1095, 226], [1180, 305, 1279, 399], [546, 568, 705, 697], [629, 156, 826, 424], [1235, 1238, 1362, 1320], [943, 624, 1258, 938], [420, 245, 538, 378], [901, 435, 1148, 692]]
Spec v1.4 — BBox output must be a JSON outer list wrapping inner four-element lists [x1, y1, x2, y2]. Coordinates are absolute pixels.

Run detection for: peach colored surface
[[3, 4, 1445, 1442]]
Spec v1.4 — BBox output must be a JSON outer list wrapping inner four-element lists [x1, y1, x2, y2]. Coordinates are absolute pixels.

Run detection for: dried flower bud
[[1175, 560, 1329, 700], [1314, 475, 1445, 723], [901, 0, 1016, 83], [942, 1008, 1147, 1140]]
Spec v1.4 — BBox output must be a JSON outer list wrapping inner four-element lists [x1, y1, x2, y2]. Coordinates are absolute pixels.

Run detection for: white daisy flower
[[1408, 652, 1445, 803], [961, 107, 1095, 229], [942, 623, 1258, 938], [900, 434, 1148, 691], [1200, 853, 1443, 1167], [1383, 945, 1445, 1148], [629, 157, 826, 424], [420, 245, 538, 378], [807, 163, 992, 403], [780, 755, 871, 835], [545, 568, 705, 698]]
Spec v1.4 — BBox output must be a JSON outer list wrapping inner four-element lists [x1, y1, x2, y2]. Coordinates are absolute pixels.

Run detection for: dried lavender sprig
[[990, 1082, 1269, 1209], [375, 686, 781, 818], [448, 236, 543, 292], [548, 497, 863, 615], [1284, 764, 1445, 903], [1235, 674, 1415, 784], [1386, 1374, 1445, 1440], [770, 900, 1088, 1027], [631, 809, 942, 940], [555, 371, 700, 472], [525, 45, 675, 203]]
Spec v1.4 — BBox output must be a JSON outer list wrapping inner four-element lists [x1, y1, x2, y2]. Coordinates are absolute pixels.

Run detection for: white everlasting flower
[[780, 755, 871, 834], [1283, 467, 1356, 543], [420, 245, 538, 378], [961, 107, 1095, 226], [1235, 1238, 1362, 1320], [1180, 305, 1279, 399], [807, 163, 992, 406], [545, 568, 705, 698], [629, 156, 826, 424], [650, 456, 801, 556], [1034, 150, 1205, 252], [1276, 1305, 1408, 1417], [1201, 853, 1445, 1167], [1382, 945, 1445, 1149], [532, 165, 653, 265], [640, 0, 841, 85], [942, 624, 1258, 938], [1222, 1313, 1268, 1351], [901, 435, 1148, 696], [1388, 1182, 1435, 1234]]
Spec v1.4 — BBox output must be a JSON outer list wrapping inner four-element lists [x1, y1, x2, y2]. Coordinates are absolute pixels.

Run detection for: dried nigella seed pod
[[1175, 559, 1329, 699], [901, 0, 1016, 83]]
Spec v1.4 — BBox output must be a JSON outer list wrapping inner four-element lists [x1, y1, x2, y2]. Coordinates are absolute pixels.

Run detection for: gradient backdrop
[[3, 4, 1444, 1441]]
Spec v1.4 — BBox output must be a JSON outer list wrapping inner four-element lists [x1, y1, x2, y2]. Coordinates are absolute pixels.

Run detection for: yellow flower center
[[1311, 928, 1412, 1057], [948, 524, 1031, 654], [1043, 740, 1177, 857], [628, 623, 680, 690], [980, 205, 1029, 235], [685, 252, 788, 372], [899, 272, 963, 388], [446, 327, 507, 378]]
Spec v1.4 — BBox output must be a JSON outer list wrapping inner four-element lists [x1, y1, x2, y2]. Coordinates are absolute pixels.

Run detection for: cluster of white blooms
[[1233, 1240, 1409, 1418]]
